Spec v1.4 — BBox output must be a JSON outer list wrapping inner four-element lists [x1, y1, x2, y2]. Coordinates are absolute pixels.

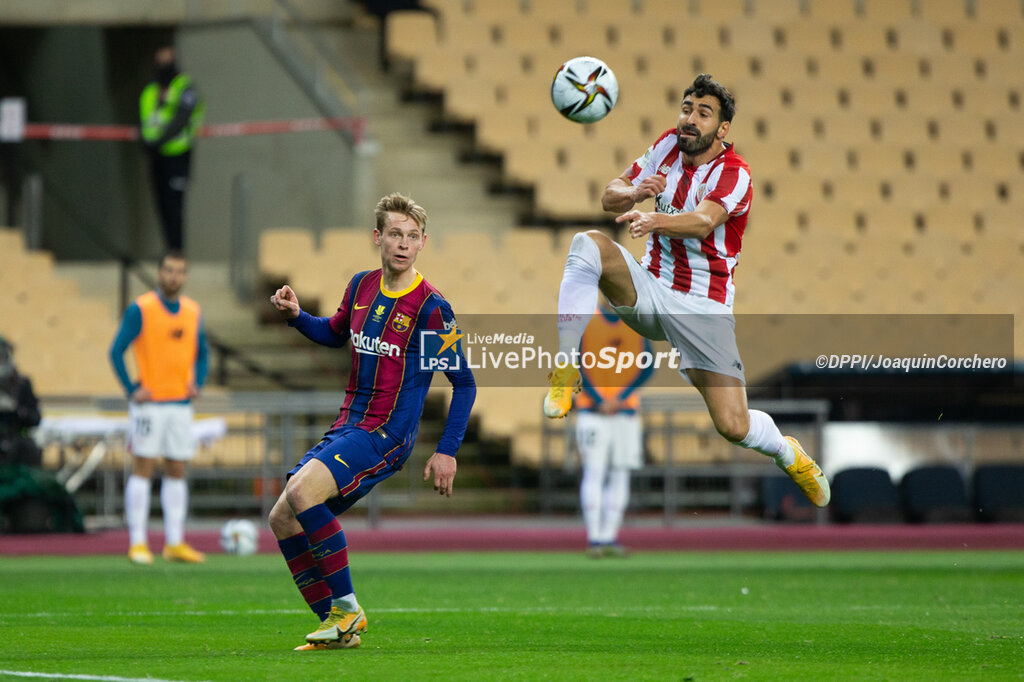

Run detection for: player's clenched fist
[[632, 175, 667, 202], [270, 285, 301, 320]]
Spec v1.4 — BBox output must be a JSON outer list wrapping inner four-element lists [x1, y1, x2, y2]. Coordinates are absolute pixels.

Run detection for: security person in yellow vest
[[139, 46, 204, 252], [109, 251, 209, 565]]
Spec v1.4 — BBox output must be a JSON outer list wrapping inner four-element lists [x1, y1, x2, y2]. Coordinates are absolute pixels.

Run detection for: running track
[[1, 523, 1022, 556]]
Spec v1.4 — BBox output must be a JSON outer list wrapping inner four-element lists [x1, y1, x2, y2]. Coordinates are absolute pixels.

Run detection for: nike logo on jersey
[[354, 303, 369, 310], [334, 454, 350, 468]]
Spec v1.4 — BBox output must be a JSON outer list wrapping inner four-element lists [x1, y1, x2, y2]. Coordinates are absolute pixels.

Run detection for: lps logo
[[419, 327, 463, 372]]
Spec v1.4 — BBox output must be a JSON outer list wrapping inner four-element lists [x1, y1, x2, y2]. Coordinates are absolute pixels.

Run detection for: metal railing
[[540, 393, 831, 524]]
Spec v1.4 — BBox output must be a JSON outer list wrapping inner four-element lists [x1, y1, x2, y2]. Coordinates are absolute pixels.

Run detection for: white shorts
[[610, 242, 746, 384], [575, 411, 643, 470], [128, 402, 196, 460]]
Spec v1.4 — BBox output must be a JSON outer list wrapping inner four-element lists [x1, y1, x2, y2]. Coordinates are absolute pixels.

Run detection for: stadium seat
[[833, 22, 895, 53], [760, 475, 817, 522], [974, 465, 1024, 521], [900, 465, 973, 523], [831, 467, 903, 523], [861, 0, 915, 21], [386, 10, 439, 65], [804, 0, 858, 20], [258, 228, 314, 283], [973, 0, 1024, 23], [892, 20, 945, 53], [917, 0, 969, 22]]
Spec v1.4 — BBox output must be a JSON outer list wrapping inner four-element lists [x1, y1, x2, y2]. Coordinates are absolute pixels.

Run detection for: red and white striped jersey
[[626, 129, 752, 308]]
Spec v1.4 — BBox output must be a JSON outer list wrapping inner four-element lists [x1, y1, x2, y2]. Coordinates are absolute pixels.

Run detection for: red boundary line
[[1, 524, 1022, 556], [20, 117, 367, 143]]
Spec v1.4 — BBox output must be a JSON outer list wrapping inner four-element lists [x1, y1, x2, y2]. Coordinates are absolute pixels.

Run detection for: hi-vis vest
[[575, 308, 646, 412], [139, 74, 204, 156], [131, 291, 200, 401]]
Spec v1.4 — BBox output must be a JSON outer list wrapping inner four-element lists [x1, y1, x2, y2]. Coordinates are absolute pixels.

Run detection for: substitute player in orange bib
[[544, 74, 830, 508], [109, 251, 209, 564]]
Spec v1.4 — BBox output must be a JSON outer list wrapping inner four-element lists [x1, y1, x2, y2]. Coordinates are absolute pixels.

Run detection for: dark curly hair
[[683, 74, 736, 123]]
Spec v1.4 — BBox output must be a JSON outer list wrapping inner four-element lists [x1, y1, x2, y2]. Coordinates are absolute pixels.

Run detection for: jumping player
[[268, 192, 476, 651], [544, 74, 830, 508]]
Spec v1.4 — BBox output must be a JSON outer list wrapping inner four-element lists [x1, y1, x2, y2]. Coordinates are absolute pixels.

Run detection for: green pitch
[[1, 551, 1022, 681]]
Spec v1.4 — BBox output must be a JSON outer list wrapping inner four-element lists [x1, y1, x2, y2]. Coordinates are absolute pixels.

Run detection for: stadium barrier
[[35, 392, 1024, 528]]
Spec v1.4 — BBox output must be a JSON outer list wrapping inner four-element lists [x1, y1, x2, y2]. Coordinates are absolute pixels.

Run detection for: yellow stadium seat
[[258, 229, 314, 282], [893, 20, 945, 53], [534, 173, 603, 220], [804, 0, 858, 20], [385, 10, 439, 64], [871, 112, 936, 145], [691, 0, 748, 20], [639, 0, 694, 20], [835, 21, 897, 52], [861, 0, 915, 21], [753, 51, 815, 86], [780, 18, 840, 52], [917, 0, 969, 22], [973, 0, 1024, 23], [946, 23, 1017, 52]]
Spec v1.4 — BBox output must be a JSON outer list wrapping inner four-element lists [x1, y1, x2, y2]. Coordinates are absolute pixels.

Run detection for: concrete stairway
[[318, 16, 530, 239], [54, 9, 529, 392]]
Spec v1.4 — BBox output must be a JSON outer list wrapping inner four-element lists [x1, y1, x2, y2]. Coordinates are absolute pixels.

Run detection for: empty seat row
[[832, 464, 1024, 523], [764, 464, 1024, 523]]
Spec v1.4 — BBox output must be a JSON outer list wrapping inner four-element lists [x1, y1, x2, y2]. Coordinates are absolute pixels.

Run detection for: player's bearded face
[[157, 258, 187, 297], [676, 124, 716, 155]]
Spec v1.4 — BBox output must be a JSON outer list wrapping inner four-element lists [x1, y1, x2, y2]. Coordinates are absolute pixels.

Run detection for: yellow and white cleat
[[305, 606, 368, 644], [162, 542, 206, 563], [543, 364, 581, 419], [780, 436, 831, 507], [294, 633, 361, 651], [128, 544, 154, 565]]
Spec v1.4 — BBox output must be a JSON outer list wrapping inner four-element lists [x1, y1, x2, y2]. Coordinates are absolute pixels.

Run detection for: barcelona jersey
[[289, 269, 475, 456]]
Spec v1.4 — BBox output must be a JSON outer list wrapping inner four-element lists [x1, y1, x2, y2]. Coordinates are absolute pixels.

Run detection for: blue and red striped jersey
[[289, 269, 475, 456]]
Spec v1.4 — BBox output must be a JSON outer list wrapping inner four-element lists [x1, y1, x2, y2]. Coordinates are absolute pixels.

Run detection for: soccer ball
[[550, 56, 619, 123], [220, 518, 259, 556]]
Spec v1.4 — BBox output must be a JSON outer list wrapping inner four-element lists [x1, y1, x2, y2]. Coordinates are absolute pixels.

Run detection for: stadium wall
[[2, 21, 358, 262]]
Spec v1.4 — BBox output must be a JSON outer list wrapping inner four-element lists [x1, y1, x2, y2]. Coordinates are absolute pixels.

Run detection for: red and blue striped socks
[[295, 504, 355, 603], [277, 532, 332, 620]]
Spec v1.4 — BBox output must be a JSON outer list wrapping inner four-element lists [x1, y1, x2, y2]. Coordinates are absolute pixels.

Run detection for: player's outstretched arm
[[423, 453, 456, 497], [270, 285, 301, 320]]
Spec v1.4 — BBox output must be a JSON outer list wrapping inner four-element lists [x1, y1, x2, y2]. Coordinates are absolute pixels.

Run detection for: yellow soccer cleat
[[294, 633, 361, 651], [780, 436, 831, 507], [162, 542, 206, 563], [305, 606, 368, 644], [128, 544, 154, 565], [543, 364, 581, 419]]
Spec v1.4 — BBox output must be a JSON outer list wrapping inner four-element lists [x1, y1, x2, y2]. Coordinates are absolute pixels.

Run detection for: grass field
[[1, 551, 1022, 681]]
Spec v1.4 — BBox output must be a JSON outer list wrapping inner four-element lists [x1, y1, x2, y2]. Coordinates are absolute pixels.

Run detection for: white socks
[[599, 469, 630, 544], [739, 409, 795, 467], [557, 232, 603, 359], [125, 474, 151, 547], [333, 593, 360, 613], [581, 465, 630, 544], [161, 477, 188, 547], [580, 465, 604, 542]]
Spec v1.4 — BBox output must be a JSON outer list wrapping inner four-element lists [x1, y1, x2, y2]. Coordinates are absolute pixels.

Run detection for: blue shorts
[[288, 425, 411, 515]]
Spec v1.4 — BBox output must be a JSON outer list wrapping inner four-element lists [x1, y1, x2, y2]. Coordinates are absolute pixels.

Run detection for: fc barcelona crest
[[391, 312, 411, 334]]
